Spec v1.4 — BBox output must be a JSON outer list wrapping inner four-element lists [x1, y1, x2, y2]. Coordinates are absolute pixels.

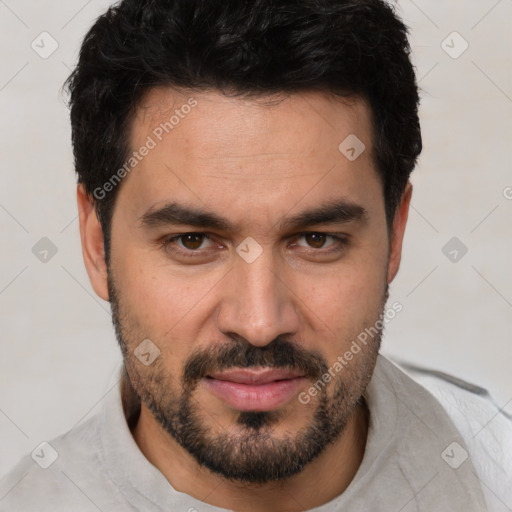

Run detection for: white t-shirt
[[1, 354, 510, 511]]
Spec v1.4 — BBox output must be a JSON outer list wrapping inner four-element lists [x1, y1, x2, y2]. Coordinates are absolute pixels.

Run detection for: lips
[[203, 368, 306, 411], [208, 368, 305, 385]]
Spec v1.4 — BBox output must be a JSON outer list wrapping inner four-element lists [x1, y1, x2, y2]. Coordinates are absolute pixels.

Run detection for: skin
[[78, 89, 412, 511]]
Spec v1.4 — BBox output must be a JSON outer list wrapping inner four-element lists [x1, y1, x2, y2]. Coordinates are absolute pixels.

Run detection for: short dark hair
[[66, 0, 422, 259]]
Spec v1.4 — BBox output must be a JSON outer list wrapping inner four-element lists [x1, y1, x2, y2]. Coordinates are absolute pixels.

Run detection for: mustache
[[182, 337, 328, 391]]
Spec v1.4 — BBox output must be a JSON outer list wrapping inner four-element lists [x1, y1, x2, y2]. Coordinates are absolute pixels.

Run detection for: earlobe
[[387, 182, 413, 284], [77, 185, 110, 301]]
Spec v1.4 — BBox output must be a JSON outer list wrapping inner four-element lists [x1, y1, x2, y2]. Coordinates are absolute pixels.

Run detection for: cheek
[[294, 253, 387, 353], [112, 247, 224, 359], [114, 243, 191, 319]]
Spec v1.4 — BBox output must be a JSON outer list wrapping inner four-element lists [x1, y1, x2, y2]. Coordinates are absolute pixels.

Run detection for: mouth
[[202, 368, 307, 412]]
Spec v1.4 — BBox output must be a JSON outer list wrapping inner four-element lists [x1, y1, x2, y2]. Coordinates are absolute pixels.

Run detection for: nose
[[216, 250, 300, 347]]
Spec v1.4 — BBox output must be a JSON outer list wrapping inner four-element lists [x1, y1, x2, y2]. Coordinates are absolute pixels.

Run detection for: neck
[[130, 392, 369, 512]]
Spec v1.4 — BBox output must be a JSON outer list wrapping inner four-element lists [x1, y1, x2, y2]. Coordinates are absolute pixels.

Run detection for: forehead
[[117, 88, 381, 229], [134, 87, 372, 160]]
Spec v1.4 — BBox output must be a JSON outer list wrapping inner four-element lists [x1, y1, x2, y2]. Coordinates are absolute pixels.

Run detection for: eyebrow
[[277, 200, 367, 231], [140, 202, 231, 230], [139, 200, 367, 232]]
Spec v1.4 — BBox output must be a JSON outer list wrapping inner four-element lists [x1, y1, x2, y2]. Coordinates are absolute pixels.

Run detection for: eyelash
[[159, 232, 349, 257]]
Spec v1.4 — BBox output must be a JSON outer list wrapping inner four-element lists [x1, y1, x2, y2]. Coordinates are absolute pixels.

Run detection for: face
[[81, 88, 409, 484]]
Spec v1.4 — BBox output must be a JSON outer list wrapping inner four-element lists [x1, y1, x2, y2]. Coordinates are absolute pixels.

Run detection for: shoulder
[[391, 358, 512, 509], [0, 414, 125, 512], [0, 454, 72, 511]]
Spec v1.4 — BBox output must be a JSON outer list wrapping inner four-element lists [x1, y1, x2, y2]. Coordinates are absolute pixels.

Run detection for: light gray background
[[0, 0, 511, 479]]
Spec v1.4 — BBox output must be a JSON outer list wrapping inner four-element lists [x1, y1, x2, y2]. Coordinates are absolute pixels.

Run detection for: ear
[[387, 182, 412, 284], [77, 185, 109, 301]]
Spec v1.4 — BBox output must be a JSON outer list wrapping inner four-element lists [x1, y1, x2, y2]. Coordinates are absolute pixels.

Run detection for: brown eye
[[304, 233, 327, 248], [180, 233, 205, 250]]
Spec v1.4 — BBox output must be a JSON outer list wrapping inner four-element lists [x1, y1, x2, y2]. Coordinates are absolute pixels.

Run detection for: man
[[1, 0, 510, 510]]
